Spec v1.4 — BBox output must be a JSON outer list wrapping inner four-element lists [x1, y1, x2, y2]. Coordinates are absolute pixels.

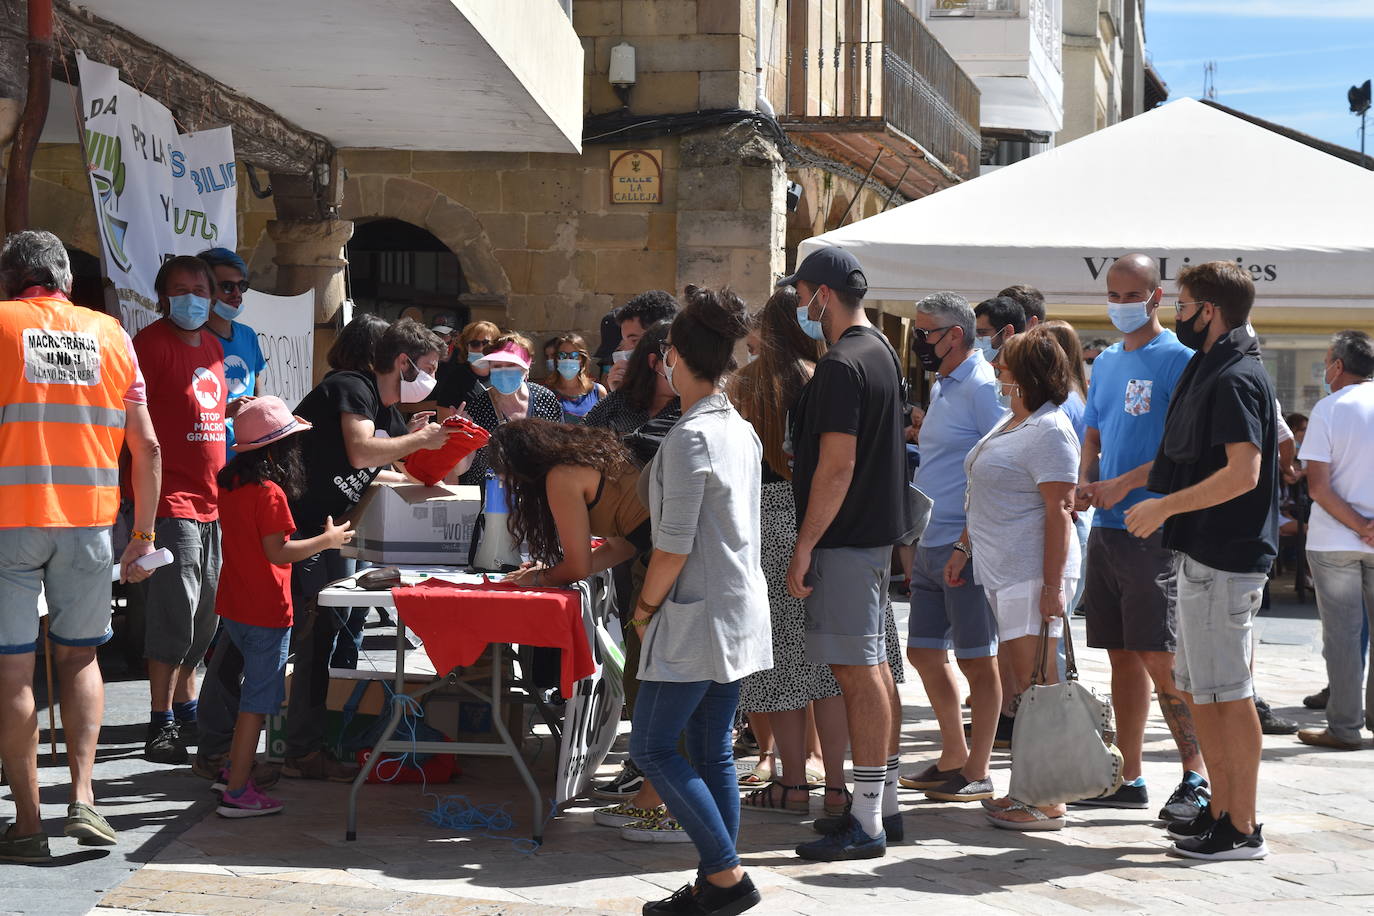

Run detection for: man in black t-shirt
[[784, 248, 912, 861], [1125, 262, 1279, 862]]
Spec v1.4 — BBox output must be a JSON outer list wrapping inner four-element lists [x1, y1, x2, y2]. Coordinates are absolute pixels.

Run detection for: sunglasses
[[912, 325, 954, 343], [218, 280, 249, 295], [556, 351, 583, 361], [467, 338, 494, 351]]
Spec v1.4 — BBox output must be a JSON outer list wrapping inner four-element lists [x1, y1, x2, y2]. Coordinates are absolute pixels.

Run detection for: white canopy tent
[[798, 98, 1374, 314]]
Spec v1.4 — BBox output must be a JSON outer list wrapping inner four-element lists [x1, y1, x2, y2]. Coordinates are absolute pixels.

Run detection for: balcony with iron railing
[[777, 0, 982, 193]]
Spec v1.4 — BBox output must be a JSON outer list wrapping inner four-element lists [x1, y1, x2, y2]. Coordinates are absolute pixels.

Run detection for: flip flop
[[986, 800, 1065, 831]]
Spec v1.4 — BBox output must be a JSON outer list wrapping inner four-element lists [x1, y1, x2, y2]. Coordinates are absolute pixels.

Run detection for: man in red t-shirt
[[133, 255, 244, 765]]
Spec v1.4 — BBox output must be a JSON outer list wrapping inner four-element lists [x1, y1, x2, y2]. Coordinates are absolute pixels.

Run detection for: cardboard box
[[340, 481, 481, 565]]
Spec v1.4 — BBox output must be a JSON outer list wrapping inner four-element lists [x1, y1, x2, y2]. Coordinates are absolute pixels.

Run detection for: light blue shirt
[[1082, 329, 1193, 530], [215, 320, 267, 459], [913, 348, 1006, 546]]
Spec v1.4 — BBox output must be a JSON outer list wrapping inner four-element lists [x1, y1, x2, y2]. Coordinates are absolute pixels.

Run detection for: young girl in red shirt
[[212, 397, 354, 817]]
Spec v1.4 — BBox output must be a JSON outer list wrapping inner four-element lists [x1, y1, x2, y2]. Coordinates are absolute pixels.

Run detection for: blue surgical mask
[[557, 358, 581, 380], [489, 367, 525, 395], [1108, 298, 1152, 334], [468, 350, 486, 364], [168, 294, 211, 330], [796, 291, 826, 342], [212, 300, 243, 322], [974, 336, 996, 360], [544, 358, 556, 373]]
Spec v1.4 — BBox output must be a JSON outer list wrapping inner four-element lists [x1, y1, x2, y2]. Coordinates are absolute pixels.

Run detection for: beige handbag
[[1008, 616, 1124, 807]]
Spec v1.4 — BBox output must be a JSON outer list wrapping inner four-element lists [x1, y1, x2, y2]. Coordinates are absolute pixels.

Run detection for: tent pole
[[831, 148, 882, 230]]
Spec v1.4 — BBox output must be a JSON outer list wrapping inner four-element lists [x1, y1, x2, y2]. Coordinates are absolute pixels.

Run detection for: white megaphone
[[473, 472, 523, 572]]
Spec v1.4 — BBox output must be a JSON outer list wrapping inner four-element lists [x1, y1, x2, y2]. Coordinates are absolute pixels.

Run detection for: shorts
[[143, 518, 222, 666], [987, 577, 1077, 643], [221, 618, 291, 715], [1083, 527, 1177, 652], [1173, 554, 1266, 705], [0, 527, 114, 653], [906, 542, 998, 659], [804, 545, 889, 666]]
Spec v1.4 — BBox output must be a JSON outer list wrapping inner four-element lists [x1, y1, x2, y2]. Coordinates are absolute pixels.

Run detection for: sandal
[[741, 782, 811, 816], [822, 786, 852, 817], [985, 800, 1065, 831], [736, 763, 773, 787]]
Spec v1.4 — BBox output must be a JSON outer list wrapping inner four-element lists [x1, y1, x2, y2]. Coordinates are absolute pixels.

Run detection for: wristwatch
[[953, 540, 972, 559]]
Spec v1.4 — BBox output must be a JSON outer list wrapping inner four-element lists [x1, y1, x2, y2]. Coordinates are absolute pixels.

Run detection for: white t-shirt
[[1299, 381, 1374, 554]]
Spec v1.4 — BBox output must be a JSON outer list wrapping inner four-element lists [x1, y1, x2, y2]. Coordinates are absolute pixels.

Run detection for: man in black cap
[[784, 247, 912, 861]]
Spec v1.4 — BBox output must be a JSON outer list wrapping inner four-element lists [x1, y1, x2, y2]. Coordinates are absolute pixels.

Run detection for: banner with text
[[77, 52, 237, 336], [239, 289, 315, 408]]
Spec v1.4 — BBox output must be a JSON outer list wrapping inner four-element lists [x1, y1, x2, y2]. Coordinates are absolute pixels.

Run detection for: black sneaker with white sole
[[1170, 811, 1268, 861], [592, 758, 645, 800], [1069, 778, 1148, 809], [1166, 804, 1216, 842]]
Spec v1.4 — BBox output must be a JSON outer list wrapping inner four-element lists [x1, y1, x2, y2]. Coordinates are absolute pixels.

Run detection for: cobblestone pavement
[[88, 590, 1374, 915]]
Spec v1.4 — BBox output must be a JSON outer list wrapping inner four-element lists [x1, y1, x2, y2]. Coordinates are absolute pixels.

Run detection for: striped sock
[[882, 754, 901, 817], [851, 765, 886, 837]]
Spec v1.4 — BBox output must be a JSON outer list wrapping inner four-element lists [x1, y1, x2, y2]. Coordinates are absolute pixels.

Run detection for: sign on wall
[[609, 149, 662, 204], [77, 52, 238, 336], [240, 289, 315, 408]]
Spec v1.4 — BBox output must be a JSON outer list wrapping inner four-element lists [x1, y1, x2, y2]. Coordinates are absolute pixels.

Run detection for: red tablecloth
[[390, 579, 594, 697]]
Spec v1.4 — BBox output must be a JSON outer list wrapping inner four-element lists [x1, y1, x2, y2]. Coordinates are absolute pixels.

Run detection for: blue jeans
[[630, 679, 742, 874]]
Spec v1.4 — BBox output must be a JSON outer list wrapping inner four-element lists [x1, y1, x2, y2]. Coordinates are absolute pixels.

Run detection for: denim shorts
[[1173, 554, 1266, 705], [0, 526, 114, 653], [906, 542, 998, 658], [221, 618, 291, 715]]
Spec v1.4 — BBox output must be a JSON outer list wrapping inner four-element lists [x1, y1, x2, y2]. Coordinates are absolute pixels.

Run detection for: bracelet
[[630, 617, 652, 628], [636, 596, 660, 616], [131, 529, 155, 543], [953, 540, 972, 559], [1041, 584, 1063, 592]]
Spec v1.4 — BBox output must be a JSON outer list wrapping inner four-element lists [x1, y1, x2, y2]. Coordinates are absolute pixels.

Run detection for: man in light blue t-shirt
[[199, 248, 266, 459], [1075, 254, 1202, 822]]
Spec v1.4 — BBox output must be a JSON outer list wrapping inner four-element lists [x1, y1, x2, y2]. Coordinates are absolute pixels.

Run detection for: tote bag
[[1008, 616, 1124, 807]]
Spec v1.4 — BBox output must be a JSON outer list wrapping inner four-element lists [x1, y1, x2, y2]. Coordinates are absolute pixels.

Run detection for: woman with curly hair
[[491, 419, 650, 588]]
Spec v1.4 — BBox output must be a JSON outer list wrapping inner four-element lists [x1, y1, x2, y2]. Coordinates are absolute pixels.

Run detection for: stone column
[[267, 218, 353, 383]]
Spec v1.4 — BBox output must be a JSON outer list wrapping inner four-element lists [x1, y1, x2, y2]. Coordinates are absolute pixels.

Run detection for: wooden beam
[[16, 0, 332, 174]]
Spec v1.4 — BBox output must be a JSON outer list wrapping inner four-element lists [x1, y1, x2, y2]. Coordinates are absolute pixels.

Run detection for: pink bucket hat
[[232, 396, 313, 451], [478, 341, 532, 370]]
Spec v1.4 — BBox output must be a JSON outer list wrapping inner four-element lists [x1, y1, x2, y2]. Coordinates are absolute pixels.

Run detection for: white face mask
[[400, 355, 437, 403], [662, 350, 680, 396], [974, 336, 996, 360], [1107, 289, 1156, 334]]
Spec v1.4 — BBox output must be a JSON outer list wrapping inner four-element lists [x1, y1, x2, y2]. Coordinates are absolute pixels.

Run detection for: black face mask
[[912, 337, 942, 372], [1175, 306, 1210, 351]]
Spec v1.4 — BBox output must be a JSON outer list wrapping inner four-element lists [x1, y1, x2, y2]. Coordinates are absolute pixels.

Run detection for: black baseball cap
[[591, 309, 622, 362], [777, 247, 868, 298]]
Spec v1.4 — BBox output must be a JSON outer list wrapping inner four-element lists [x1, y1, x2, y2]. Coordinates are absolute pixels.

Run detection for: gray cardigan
[[638, 392, 772, 684]]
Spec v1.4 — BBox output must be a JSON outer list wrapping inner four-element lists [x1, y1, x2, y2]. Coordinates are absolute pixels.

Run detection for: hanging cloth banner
[[76, 52, 238, 336], [239, 289, 315, 406]]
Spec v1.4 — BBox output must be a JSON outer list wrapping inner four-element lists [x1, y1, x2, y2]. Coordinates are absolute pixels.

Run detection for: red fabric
[[133, 319, 227, 521], [390, 579, 593, 697], [215, 481, 296, 627], [403, 415, 488, 486]]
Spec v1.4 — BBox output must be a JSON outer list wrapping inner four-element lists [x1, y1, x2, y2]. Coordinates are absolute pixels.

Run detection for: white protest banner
[[77, 52, 237, 336], [238, 289, 315, 407], [556, 576, 624, 805]]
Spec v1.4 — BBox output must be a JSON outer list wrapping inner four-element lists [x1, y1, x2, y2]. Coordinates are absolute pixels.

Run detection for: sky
[[1146, 0, 1374, 152]]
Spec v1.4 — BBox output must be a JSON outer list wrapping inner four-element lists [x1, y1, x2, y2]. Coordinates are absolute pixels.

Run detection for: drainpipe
[[4, 0, 53, 234], [755, 0, 775, 117]]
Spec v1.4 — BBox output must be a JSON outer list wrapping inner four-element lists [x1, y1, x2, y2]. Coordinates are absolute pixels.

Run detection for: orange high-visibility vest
[[0, 296, 135, 528]]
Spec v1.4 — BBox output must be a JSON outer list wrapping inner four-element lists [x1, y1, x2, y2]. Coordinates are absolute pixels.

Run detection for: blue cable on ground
[[379, 691, 554, 853]]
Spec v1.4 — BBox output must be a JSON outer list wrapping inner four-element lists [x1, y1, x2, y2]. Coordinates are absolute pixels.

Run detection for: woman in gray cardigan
[[630, 287, 771, 916]]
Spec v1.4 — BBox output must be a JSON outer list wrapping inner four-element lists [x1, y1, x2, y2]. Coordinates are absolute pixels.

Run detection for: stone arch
[[244, 176, 511, 323]]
